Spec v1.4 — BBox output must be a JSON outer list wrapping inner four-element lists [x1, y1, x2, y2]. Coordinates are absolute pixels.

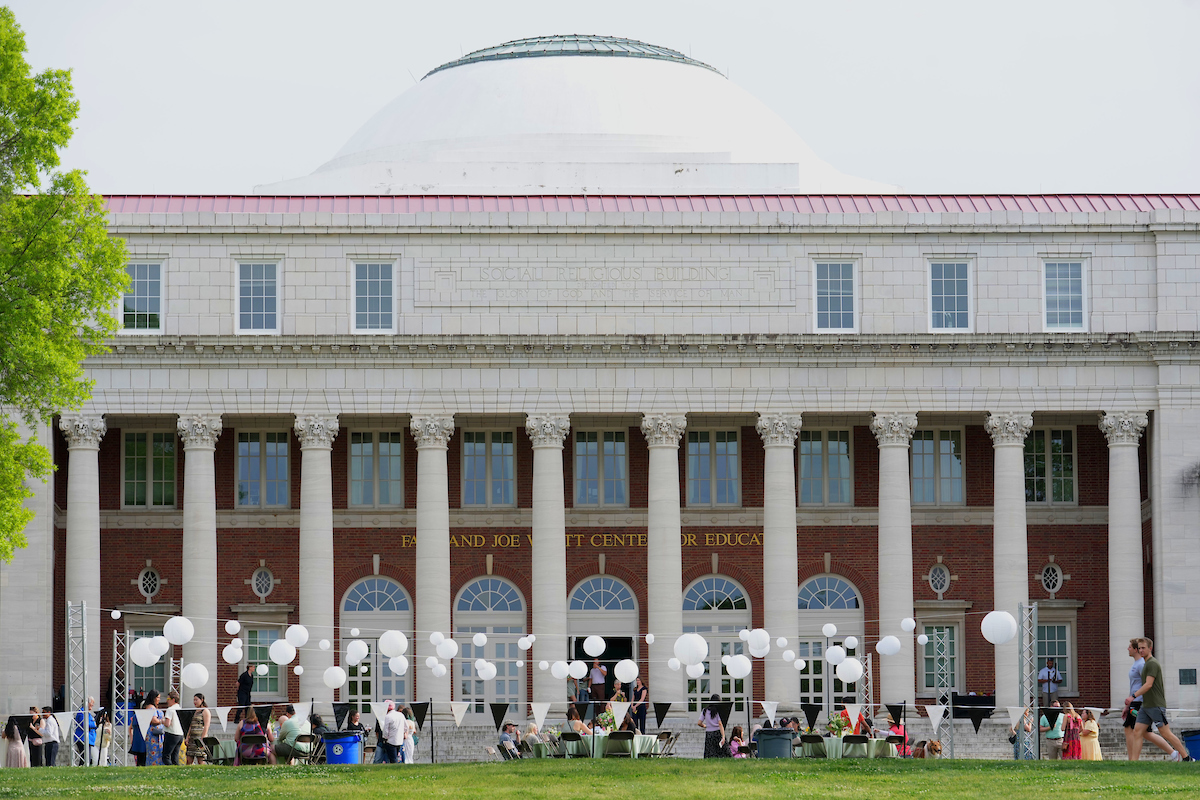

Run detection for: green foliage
[[0, 7, 128, 561]]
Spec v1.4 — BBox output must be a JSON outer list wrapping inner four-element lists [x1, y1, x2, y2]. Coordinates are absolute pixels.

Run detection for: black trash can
[[756, 728, 795, 758]]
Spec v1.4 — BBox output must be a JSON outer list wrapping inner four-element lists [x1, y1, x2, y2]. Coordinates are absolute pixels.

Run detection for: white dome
[[257, 36, 892, 195]]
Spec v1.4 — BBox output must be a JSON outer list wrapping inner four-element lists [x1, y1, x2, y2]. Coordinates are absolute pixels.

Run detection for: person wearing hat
[[887, 714, 910, 757]]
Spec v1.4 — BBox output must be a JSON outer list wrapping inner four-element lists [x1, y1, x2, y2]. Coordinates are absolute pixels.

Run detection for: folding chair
[[362, 743, 375, 764], [518, 739, 533, 756], [841, 734, 870, 758], [559, 731, 583, 758], [800, 734, 827, 758], [484, 745, 502, 761], [658, 731, 681, 757], [310, 738, 326, 765], [202, 736, 225, 765], [291, 734, 317, 765], [239, 734, 268, 765], [648, 730, 673, 757], [603, 730, 635, 758], [884, 734, 906, 757]]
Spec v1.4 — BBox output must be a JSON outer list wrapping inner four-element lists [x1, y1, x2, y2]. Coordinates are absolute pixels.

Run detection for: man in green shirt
[[273, 707, 312, 764], [1038, 701, 1065, 759], [1127, 637, 1191, 761]]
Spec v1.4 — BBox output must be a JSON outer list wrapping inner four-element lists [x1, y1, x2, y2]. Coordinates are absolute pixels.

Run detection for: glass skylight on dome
[[425, 34, 721, 78]]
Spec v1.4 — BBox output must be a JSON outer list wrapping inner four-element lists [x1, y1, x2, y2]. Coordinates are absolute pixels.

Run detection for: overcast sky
[[9, 0, 1200, 195]]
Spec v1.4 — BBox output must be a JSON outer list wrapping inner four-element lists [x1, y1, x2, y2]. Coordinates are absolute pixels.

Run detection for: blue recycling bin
[[322, 731, 363, 764], [1182, 730, 1200, 760], [756, 728, 795, 758]]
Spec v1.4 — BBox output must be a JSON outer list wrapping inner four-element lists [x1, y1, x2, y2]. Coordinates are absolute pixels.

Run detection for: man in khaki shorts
[[1127, 637, 1192, 761]]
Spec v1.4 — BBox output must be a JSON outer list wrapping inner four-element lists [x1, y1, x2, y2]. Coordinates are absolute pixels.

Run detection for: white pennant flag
[[213, 707, 232, 733], [529, 702, 551, 731], [759, 701, 778, 726], [134, 708, 156, 741], [54, 712, 76, 742], [368, 702, 390, 728], [291, 703, 312, 728], [450, 702, 470, 727], [925, 704, 946, 734], [844, 703, 862, 728], [609, 702, 631, 729], [1085, 707, 1105, 719], [1006, 706, 1028, 729]]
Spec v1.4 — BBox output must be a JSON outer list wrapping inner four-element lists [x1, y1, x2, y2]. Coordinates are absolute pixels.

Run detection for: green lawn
[[0, 760, 1195, 799]]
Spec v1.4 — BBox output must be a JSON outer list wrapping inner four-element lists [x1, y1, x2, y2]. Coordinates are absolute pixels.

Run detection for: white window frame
[[455, 578, 526, 717], [573, 430, 629, 508], [236, 430, 291, 509], [1042, 260, 1088, 332], [121, 262, 163, 333], [919, 622, 963, 694], [236, 261, 280, 334], [348, 431, 405, 508], [928, 260, 973, 333], [686, 429, 741, 508], [910, 428, 966, 505], [461, 430, 516, 508], [121, 429, 178, 509], [242, 626, 287, 701], [927, 563, 952, 599], [812, 260, 859, 333], [1024, 427, 1078, 506], [798, 429, 853, 506], [352, 261, 397, 334], [1034, 602, 1082, 696]]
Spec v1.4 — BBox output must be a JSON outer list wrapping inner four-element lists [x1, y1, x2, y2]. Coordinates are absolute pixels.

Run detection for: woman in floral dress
[[144, 692, 166, 766]]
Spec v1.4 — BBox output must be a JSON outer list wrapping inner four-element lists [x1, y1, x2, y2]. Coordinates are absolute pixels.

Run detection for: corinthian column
[[641, 413, 687, 701], [177, 414, 222, 695], [1100, 411, 1148, 708], [294, 414, 339, 702], [871, 412, 918, 706], [757, 412, 802, 704], [985, 412, 1033, 708], [411, 415, 454, 703], [60, 414, 106, 701], [526, 414, 570, 703]]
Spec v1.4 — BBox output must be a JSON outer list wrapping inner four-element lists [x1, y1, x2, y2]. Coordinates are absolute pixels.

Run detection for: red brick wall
[[965, 425, 994, 506], [853, 426, 878, 507], [1077, 425, 1108, 506], [99, 428, 120, 511]]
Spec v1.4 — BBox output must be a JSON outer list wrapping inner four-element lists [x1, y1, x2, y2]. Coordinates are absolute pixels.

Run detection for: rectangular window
[[349, 432, 404, 507], [930, 261, 970, 331], [123, 263, 161, 330], [687, 430, 739, 506], [799, 430, 851, 504], [574, 431, 627, 506], [922, 625, 958, 690], [354, 262, 393, 331], [462, 431, 515, 507], [131, 628, 166, 694], [246, 629, 280, 694], [237, 432, 289, 507], [1024, 428, 1075, 503], [238, 262, 278, 332], [911, 429, 964, 504], [1044, 261, 1085, 330], [124, 432, 176, 507], [815, 262, 855, 331], [1036, 623, 1071, 693]]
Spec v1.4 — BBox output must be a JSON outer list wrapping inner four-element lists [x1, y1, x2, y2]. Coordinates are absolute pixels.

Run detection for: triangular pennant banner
[[572, 701, 592, 722], [844, 703, 862, 728], [369, 702, 390, 728], [885, 703, 905, 725], [711, 701, 734, 728], [609, 702, 631, 728], [490, 702, 510, 732], [759, 701, 778, 726], [800, 703, 822, 731], [1085, 707, 1105, 719], [256, 707, 273, 731], [291, 703, 312, 729], [54, 712, 75, 741], [925, 704, 946, 733], [530, 702, 551, 731], [410, 702, 429, 731], [653, 702, 672, 728], [966, 708, 988, 734], [1006, 706, 1027, 729], [176, 709, 197, 736], [213, 707, 231, 733], [1042, 706, 1062, 728], [332, 702, 353, 730], [450, 701, 470, 727], [12, 715, 33, 741], [134, 708, 156, 741]]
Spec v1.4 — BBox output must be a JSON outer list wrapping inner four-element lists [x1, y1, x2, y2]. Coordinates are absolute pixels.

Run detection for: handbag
[[1008, 732, 1018, 744]]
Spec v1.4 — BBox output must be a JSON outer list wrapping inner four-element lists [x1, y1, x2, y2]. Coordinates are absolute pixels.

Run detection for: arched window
[[456, 578, 524, 612], [681, 576, 752, 714], [569, 577, 635, 611], [343, 577, 411, 612], [797, 575, 860, 610], [683, 577, 747, 611]]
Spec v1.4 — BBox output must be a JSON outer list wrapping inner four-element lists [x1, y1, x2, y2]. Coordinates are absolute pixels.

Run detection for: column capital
[[870, 412, 917, 446], [177, 414, 223, 449], [294, 414, 339, 449], [756, 412, 802, 447], [525, 414, 570, 448], [59, 414, 106, 449], [984, 412, 1033, 446], [1099, 411, 1148, 446], [410, 415, 455, 449], [640, 413, 687, 447]]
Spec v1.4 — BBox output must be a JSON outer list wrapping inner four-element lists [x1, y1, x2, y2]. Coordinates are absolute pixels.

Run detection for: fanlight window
[[683, 577, 747, 611], [570, 577, 635, 611], [343, 578, 410, 612], [457, 578, 523, 612], [797, 576, 860, 610]]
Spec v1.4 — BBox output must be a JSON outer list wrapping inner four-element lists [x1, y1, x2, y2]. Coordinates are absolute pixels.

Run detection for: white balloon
[[822, 623, 838, 638], [644, 633, 655, 645], [429, 631, 445, 646], [474, 658, 487, 672], [844, 636, 859, 650], [478, 661, 498, 681], [111, 610, 122, 620], [667, 658, 681, 671], [738, 629, 750, 641], [269, 639, 297, 665], [782, 649, 796, 662], [793, 658, 807, 671], [726, 654, 752, 679], [472, 632, 488, 648], [347, 639, 370, 665], [285, 625, 309, 648], [225, 620, 241, 635], [425, 656, 439, 669], [319, 639, 331, 651], [516, 660, 524, 668], [776, 637, 788, 649], [163, 616, 195, 646], [149, 636, 171, 657], [256, 664, 268, 676], [517, 637, 532, 651], [747, 628, 770, 652], [583, 635, 606, 657], [528, 635, 536, 643], [749, 645, 770, 659], [614, 659, 639, 684], [538, 661, 549, 671], [323, 666, 347, 688], [130, 638, 159, 669], [181, 663, 209, 689], [378, 630, 409, 658], [686, 662, 705, 678], [721, 655, 731, 665], [900, 617, 917, 633], [836, 657, 865, 684], [673, 633, 709, 666], [551, 661, 570, 680], [389, 655, 408, 676], [875, 635, 902, 656], [917, 634, 930, 646], [293, 665, 304, 676], [231, 637, 243, 649], [350, 628, 360, 637], [568, 660, 588, 680], [981, 610, 1018, 645], [436, 639, 459, 660], [825, 645, 847, 665], [432, 663, 447, 678], [221, 644, 243, 665]]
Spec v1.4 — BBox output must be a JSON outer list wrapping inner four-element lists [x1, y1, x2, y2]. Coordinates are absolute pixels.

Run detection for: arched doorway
[[454, 577, 526, 717], [682, 576, 752, 713], [567, 576, 638, 700], [339, 577, 413, 713], [796, 574, 866, 718]]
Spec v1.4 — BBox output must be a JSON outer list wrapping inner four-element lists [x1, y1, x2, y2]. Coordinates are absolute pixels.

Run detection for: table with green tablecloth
[[527, 741, 553, 758], [562, 732, 660, 758], [798, 737, 896, 759]]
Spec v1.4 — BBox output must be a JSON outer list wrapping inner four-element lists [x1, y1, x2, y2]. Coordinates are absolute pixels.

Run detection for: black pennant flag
[[885, 703, 906, 724], [176, 709, 197, 736], [332, 702, 353, 730], [256, 707, 274, 729], [800, 703, 822, 731], [705, 701, 734, 728], [1041, 706, 1062, 729], [411, 702, 429, 731], [653, 702, 672, 728], [490, 702, 509, 732], [572, 701, 592, 722], [966, 708, 988, 734], [12, 715, 33, 741]]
